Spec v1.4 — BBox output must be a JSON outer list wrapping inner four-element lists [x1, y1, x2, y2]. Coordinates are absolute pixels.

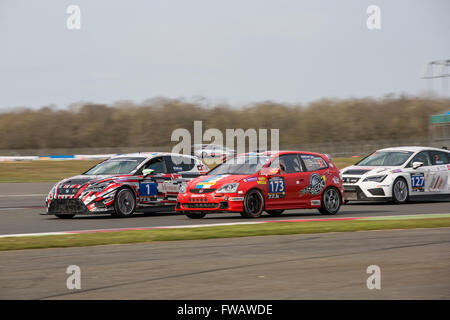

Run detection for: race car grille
[[57, 188, 80, 195], [343, 169, 370, 175], [342, 177, 360, 184], [48, 199, 87, 214], [189, 188, 216, 194], [184, 203, 219, 209]]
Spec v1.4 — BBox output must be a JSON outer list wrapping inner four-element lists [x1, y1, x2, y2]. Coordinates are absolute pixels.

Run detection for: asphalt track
[[0, 228, 449, 299], [0, 183, 449, 236], [0, 183, 449, 299]]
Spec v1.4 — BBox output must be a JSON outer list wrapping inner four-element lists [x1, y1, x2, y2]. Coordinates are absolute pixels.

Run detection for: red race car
[[176, 151, 344, 218]]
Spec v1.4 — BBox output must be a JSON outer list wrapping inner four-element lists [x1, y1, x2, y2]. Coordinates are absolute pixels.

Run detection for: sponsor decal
[[410, 173, 425, 192], [195, 175, 229, 189], [332, 176, 340, 185], [391, 169, 402, 173], [311, 200, 321, 206], [173, 166, 183, 171], [229, 197, 244, 201], [257, 177, 267, 185], [244, 177, 258, 182], [268, 176, 285, 199], [301, 173, 326, 195], [430, 175, 447, 191]]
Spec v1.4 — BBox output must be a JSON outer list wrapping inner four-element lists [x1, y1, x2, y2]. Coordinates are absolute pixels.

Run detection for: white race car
[[341, 146, 450, 203]]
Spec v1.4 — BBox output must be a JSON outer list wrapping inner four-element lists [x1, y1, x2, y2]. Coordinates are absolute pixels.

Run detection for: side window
[[407, 151, 431, 167], [428, 151, 449, 165], [301, 154, 328, 171], [167, 155, 196, 172], [269, 154, 303, 173], [141, 157, 168, 174]]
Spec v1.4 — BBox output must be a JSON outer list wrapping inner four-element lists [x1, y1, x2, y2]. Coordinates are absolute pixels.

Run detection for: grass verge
[[0, 157, 361, 183], [0, 160, 100, 183], [0, 217, 449, 251]]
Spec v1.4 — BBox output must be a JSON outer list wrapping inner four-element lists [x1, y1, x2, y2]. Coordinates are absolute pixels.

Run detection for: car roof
[[237, 150, 326, 157], [376, 146, 449, 153], [110, 152, 199, 160]]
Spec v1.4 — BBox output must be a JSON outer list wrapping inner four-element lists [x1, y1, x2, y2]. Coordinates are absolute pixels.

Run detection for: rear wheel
[[113, 188, 136, 218], [266, 209, 284, 216], [55, 214, 75, 219], [392, 178, 409, 204], [241, 189, 265, 218], [318, 187, 341, 215], [185, 212, 206, 219]]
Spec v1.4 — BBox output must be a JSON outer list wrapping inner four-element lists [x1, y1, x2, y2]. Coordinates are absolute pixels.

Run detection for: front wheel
[[392, 178, 409, 204], [241, 189, 265, 218], [185, 212, 206, 219], [113, 188, 136, 218], [318, 187, 341, 215]]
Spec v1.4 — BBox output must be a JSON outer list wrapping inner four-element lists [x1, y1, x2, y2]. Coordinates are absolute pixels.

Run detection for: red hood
[[188, 174, 250, 190]]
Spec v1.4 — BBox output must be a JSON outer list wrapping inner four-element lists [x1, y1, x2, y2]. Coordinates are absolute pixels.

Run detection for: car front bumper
[[176, 193, 244, 213], [343, 183, 392, 201]]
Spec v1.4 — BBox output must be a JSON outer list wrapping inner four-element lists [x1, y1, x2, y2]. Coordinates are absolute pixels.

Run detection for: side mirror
[[142, 168, 155, 176], [260, 167, 280, 176], [412, 161, 424, 170]]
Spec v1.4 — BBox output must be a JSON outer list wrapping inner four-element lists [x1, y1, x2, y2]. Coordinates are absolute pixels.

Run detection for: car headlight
[[216, 183, 240, 193], [363, 175, 387, 183], [179, 184, 187, 194], [86, 182, 110, 193]]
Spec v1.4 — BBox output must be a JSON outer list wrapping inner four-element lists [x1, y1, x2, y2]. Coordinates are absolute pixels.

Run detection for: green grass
[[0, 157, 361, 183], [0, 217, 449, 251], [0, 160, 101, 182]]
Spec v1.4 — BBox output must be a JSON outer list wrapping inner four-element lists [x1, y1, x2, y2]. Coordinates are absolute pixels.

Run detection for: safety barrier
[[0, 154, 116, 162]]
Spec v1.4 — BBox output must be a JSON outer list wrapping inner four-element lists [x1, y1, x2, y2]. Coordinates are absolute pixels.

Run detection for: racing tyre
[[55, 214, 75, 219], [241, 189, 265, 218], [113, 188, 136, 218], [266, 209, 284, 216], [392, 178, 409, 204], [185, 212, 206, 219], [318, 187, 341, 215]]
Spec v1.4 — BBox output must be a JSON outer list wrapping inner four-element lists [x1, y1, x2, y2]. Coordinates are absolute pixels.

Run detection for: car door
[[266, 154, 309, 208], [137, 156, 171, 204], [298, 154, 330, 205], [427, 150, 450, 194], [404, 151, 436, 195], [165, 155, 205, 195]]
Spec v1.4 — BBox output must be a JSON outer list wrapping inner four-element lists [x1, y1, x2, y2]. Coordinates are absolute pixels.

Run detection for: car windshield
[[356, 151, 413, 166], [84, 157, 146, 175], [208, 155, 271, 175]]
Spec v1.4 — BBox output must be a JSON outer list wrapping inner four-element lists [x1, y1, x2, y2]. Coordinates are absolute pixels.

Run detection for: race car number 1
[[139, 182, 157, 196], [268, 177, 285, 199]]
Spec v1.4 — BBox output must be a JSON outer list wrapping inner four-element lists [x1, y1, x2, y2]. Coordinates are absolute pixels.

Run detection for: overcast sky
[[0, 0, 449, 109]]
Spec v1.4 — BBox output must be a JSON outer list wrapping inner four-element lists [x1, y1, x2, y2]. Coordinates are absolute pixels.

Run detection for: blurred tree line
[[0, 96, 448, 150]]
